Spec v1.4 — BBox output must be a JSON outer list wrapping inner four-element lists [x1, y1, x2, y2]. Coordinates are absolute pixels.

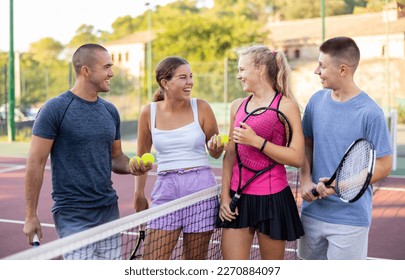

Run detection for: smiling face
[[237, 54, 261, 93], [314, 52, 341, 90], [87, 49, 114, 93], [163, 64, 193, 99]]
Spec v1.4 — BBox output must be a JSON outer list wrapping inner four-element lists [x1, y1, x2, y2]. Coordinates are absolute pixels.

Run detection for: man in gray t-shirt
[[298, 37, 392, 260], [23, 44, 151, 259]]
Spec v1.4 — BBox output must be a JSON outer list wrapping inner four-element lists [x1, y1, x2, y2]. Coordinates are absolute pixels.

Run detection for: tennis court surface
[[1, 152, 404, 260]]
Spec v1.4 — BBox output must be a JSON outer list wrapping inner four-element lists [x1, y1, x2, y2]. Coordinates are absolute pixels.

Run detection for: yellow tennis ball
[[130, 156, 141, 165], [141, 153, 155, 166], [217, 134, 229, 146]]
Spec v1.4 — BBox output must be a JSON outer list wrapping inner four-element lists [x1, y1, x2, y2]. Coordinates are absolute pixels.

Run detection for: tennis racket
[[229, 106, 292, 212], [311, 138, 376, 203], [129, 226, 145, 260]]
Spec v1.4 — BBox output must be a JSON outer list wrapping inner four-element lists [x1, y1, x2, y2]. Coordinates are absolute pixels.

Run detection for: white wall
[[107, 43, 146, 76]]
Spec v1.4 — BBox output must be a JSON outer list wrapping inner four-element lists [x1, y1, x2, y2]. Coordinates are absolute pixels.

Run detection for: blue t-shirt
[[33, 91, 121, 212], [301, 90, 392, 227]]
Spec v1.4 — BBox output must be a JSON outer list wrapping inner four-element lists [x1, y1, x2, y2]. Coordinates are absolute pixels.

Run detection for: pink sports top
[[230, 93, 289, 195]]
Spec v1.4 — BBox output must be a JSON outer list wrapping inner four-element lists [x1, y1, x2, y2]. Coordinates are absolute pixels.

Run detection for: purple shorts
[[148, 166, 218, 233]]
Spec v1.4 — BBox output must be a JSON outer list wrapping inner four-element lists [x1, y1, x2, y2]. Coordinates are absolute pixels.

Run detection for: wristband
[[260, 139, 267, 152]]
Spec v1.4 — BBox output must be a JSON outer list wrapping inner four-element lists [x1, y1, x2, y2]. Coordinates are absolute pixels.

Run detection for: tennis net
[[5, 169, 301, 260]]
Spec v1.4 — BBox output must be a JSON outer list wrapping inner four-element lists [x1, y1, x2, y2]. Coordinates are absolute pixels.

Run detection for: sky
[[0, 0, 184, 52]]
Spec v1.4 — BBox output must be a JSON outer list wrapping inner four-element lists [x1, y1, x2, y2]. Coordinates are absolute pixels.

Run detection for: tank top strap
[[238, 95, 252, 114], [269, 93, 282, 109], [190, 98, 199, 122], [150, 102, 157, 130]]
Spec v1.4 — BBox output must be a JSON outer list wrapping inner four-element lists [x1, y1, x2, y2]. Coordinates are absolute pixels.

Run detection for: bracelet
[[260, 139, 267, 152]]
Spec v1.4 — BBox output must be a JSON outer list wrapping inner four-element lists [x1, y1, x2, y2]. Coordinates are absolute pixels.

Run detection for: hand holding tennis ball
[[129, 153, 154, 175], [130, 153, 154, 166], [141, 153, 155, 166], [129, 156, 141, 165], [217, 133, 229, 146]]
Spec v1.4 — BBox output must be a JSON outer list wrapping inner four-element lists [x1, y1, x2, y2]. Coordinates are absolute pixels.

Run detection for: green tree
[[28, 37, 64, 64], [344, 0, 367, 13], [353, 0, 401, 13], [110, 0, 202, 38], [0, 52, 8, 111], [212, 0, 275, 22], [110, 15, 138, 40], [273, 0, 349, 19], [152, 11, 266, 101], [18, 37, 69, 106], [67, 24, 103, 50]]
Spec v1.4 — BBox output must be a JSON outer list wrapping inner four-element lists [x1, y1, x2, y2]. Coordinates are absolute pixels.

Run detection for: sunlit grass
[[0, 127, 32, 142]]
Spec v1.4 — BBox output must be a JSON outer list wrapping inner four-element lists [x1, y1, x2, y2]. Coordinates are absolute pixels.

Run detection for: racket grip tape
[[229, 194, 240, 212], [311, 188, 319, 197]]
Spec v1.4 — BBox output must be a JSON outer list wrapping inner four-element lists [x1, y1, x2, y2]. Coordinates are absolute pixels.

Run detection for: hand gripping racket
[[129, 226, 145, 260], [32, 234, 40, 247], [229, 106, 292, 212], [311, 138, 376, 203]]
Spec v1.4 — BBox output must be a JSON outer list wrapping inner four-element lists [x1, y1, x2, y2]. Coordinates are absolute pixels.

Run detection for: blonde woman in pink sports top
[[217, 45, 305, 260]]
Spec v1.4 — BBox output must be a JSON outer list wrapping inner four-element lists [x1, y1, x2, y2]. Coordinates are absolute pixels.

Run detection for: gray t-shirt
[[33, 91, 120, 212], [301, 90, 392, 227]]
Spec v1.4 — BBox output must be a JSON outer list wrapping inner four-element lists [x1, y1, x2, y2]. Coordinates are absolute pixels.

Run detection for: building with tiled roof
[[105, 31, 155, 76], [266, 2, 405, 111], [267, 3, 405, 61]]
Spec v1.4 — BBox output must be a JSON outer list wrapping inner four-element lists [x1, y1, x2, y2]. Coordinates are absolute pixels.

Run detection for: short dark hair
[[320, 36, 360, 69], [72, 44, 108, 74]]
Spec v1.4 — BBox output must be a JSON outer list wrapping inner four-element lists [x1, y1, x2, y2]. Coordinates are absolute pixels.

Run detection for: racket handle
[[311, 188, 319, 197], [32, 234, 40, 247], [229, 194, 240, 212], [219, 195, 240, 227]]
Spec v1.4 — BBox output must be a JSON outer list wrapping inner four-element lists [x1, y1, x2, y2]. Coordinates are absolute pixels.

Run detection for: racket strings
[[336, 142, 372, 200]]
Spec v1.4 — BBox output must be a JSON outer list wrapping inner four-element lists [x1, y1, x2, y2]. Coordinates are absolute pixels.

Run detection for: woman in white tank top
[[133, 56, 226, 260]]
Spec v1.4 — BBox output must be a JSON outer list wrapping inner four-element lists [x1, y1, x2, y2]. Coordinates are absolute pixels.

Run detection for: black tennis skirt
[[216, 187, 304, 241]]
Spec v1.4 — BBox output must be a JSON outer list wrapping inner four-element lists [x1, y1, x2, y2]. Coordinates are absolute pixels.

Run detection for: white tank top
[[151, 98, 210, 173]]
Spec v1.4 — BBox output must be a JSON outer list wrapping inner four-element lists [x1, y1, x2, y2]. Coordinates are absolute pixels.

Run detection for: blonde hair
[[237, 45, 295, 100]]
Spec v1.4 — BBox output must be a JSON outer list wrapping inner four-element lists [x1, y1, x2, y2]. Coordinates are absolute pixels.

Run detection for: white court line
[[0, 165, 25, 173], [375, 186, 405, 192], [386, 174, 405, 179], [0, 163, 51, 174], [0, 218, 55, 228]]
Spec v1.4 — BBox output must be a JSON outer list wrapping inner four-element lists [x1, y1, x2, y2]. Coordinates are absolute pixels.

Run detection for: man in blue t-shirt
[[23, 44, 151, 259], [299, 37, 393, 260]]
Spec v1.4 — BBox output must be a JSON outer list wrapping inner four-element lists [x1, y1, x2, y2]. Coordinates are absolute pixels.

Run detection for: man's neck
[[70, 84, 98, 102]]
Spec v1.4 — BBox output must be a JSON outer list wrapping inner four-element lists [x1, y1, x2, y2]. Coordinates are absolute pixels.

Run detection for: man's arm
[[111, 139, 131, 174], [111, 140, 151, 176], [300, 137, 320, 202], [371, 155, 393, 184], [23, 135, 53, 244], [133, 104, 153, 212]]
